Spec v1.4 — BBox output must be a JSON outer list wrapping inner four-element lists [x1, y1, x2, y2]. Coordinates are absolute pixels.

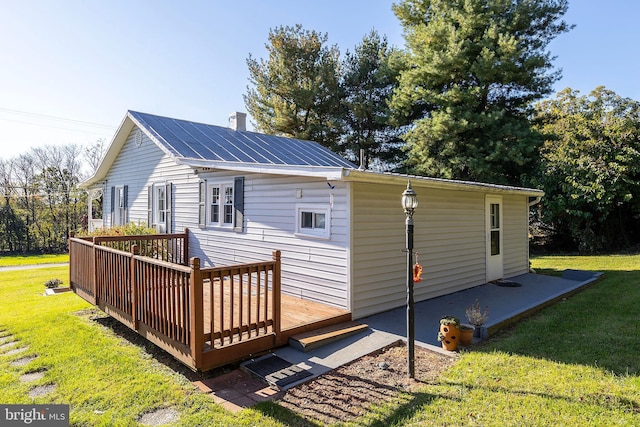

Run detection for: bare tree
[[84, 138, 107, 177]]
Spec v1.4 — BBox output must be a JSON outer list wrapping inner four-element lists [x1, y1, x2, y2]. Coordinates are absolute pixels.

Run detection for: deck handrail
[[197, 251, 281, 349], [70, 229, 190, 265], [69, 233, 281, 371]]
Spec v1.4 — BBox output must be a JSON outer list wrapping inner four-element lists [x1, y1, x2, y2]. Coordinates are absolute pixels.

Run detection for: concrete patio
[[201, 269, 602, 410]]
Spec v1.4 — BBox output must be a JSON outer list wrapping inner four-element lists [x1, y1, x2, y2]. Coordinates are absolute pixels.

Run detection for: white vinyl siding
[[502, 195, 530, 277], [351, 182, 486, 319], [190, 173, 350, 309], [104, 126, 191, 229]]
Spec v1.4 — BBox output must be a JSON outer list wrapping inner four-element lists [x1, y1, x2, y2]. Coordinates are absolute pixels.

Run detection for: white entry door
[[486, 196, 503, 282]]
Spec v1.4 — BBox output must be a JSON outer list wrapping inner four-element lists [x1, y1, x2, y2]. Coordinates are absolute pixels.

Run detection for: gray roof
[[129, 111, 357, 168]]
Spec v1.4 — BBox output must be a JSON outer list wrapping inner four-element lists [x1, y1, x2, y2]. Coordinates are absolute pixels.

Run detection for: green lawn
[[0, 253, 69, 267], [1, 254, 639, 426]]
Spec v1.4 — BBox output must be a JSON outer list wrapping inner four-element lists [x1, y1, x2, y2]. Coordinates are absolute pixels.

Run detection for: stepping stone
[[20, 371, 46, 383], [28, 384, 56, 398], [0, 340, 18, 350], [10, 355, 37, 367], [5, 346, 28, 356], [138, 408, 179, 426], [0, 334, 13, 343]]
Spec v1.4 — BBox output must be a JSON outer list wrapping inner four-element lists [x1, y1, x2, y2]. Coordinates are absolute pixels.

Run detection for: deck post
[[189, 257, 204, 369], [272, 250, 281, 338], [183, 228, 189, 265], [68, 232, 74, 293], [131, 245, 140, 331], [92, 237, 98, 305]]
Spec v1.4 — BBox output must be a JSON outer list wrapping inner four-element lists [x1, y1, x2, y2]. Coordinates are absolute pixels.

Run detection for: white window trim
[[152, 183, 167, 233], [114, 186, 125, 226], [207, 181, 234, 229], [295, 204, 331, 239]]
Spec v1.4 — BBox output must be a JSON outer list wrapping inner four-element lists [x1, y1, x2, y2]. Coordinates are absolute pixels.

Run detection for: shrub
[[45, 278, 63, 289], [81, 222, 157, 237]]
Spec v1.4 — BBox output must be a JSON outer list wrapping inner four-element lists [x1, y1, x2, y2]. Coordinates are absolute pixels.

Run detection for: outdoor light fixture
[[402, 181, 418, 214], [402, 180, 418, 379]]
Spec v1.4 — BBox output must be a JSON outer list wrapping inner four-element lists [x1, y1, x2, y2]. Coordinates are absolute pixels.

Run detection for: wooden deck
[[69, 232, 351, 371], [202, 278, 348, 345]]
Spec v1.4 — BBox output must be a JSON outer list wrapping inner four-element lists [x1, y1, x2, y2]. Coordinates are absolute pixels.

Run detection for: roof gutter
[[176, 158, 347, 180], [342, 169, 545, 197]]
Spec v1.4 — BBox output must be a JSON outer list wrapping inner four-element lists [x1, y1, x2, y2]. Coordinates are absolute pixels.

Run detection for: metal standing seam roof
[[128, 111, 357, 169]]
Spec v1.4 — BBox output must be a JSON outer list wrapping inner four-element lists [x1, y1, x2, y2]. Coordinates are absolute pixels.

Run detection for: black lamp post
[[402, 180, 418, 379]]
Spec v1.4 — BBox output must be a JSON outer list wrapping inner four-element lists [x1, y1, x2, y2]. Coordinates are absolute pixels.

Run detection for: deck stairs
[[241, 321, 369, 389], [288, 321, 369, 353]]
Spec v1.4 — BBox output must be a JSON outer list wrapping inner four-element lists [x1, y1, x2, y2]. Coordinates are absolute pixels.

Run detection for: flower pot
[[459, 324, 475, 346], [439, 323, 460, 351]]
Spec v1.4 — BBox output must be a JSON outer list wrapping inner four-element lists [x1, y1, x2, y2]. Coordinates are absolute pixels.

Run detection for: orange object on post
[[413, 263, 423, 282]]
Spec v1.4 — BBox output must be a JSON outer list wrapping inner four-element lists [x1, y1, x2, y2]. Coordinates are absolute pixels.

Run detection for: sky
[[1, 0, 638, 161]]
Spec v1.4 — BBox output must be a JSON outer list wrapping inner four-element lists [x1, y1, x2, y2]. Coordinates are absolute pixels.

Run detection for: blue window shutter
[[147, 185, 153, 227], [110, 186, 115, 226], [233, 177, 244, 232], [123, 185, 128, 223]]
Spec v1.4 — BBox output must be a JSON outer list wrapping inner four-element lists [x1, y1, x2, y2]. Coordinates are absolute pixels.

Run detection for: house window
[[490, 203, 501, 256], [199, 177, 244, 232], [114, 186, 126, 225], [208, 183, 234, 227], [296, 205, 330, 239], [154, 184, 167, 232]]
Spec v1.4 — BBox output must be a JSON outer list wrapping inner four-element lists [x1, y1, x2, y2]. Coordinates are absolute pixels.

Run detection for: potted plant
[[458, 323, 475, 346], [465, 300, 489, 338], [44, 278, 71, 295], [437, 315, 460, 351]]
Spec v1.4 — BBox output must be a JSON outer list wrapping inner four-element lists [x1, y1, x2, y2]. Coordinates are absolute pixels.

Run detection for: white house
[[81, 110, 543, 319]]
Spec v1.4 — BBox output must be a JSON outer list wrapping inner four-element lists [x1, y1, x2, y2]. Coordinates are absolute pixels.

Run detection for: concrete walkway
[[199, 269, 602, 411], [0, 263, 69, 271]]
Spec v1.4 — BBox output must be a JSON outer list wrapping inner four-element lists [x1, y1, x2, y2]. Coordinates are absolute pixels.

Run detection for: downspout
[[528, 196, 542, 207]]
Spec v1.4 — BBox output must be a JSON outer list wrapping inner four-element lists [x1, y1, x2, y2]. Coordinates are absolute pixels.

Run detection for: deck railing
[[93, 231, 189, 265], [69, 233, 281, 371]]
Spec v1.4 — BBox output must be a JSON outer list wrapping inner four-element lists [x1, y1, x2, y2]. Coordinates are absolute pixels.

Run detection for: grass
[[351, 254, 640, 426], [0, 253, 69, 267], [0, 262, 289, 426], [1, 254, 639, 426]]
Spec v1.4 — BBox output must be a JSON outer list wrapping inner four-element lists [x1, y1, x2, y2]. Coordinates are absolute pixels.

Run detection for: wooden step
[[289, 321, 369, 353]]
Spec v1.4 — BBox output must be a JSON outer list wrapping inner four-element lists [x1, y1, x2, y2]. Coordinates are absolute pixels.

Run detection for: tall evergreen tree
[[341, 30, 404, 171], [391, 0, 571, 184], [244, 25, 343, 151]]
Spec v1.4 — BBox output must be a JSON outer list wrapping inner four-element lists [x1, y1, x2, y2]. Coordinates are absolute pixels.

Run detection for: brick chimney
[[229, 112, 247, 131]]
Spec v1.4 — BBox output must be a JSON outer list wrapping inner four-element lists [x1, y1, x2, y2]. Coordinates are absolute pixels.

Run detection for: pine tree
[[244, 25, 343, 151], [341, 30, 404, 171], [391, 0, 571, 184]]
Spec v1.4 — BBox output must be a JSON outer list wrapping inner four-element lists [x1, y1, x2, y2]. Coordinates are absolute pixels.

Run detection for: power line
[[0, 107, 117, 130]]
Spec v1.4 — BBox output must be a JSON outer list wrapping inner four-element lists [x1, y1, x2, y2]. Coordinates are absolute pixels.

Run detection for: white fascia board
[[342, 169, 545, 197], [79, 114, 135, 189], [176, 158, 347, 180]]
